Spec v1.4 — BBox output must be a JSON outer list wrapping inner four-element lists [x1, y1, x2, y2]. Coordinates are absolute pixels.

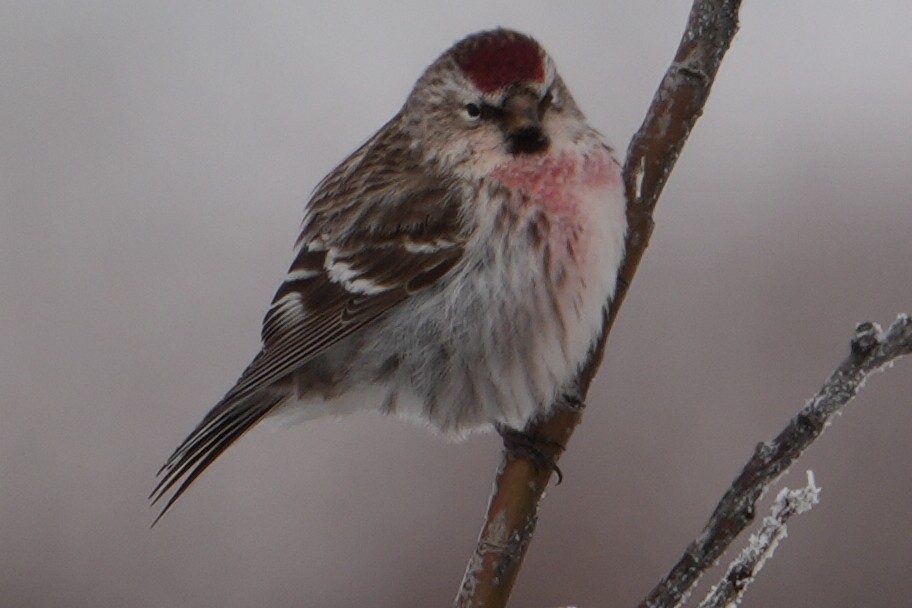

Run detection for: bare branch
[[454, 2, 744, 606], [697, 471, 821, 608], [641, 315, 912, 608]]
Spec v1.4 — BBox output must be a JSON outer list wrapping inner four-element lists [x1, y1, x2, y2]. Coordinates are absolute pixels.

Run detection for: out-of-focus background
[[2, 2, 910, 607]]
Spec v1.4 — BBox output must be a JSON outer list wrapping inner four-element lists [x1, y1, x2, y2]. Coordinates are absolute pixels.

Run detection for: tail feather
[[151, 391, 285, 526]]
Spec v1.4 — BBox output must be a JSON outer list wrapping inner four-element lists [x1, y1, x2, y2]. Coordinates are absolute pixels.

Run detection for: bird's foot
[[497, 425, 565, 484], [561, 392, 585, 411]]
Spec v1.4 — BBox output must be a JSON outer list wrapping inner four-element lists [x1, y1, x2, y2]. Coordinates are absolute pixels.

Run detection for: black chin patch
[[508, 127, 550, 155]]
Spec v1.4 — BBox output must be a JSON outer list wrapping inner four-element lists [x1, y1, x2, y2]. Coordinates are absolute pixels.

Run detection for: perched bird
[[152, 28, 627, 522]]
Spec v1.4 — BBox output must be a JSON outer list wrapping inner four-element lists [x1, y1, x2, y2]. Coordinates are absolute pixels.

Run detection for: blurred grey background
[[2, 2, 910, 607]]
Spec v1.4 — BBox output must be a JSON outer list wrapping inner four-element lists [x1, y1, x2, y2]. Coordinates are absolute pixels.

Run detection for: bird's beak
[[503, 91, 549, 155]]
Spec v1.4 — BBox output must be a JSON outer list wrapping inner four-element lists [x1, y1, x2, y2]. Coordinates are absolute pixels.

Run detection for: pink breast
[[492, 148, 621, 278], [491, 149, 619, 217]]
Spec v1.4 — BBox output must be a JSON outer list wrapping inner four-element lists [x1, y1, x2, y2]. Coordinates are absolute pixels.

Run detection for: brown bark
[[646, 316, 912, 608], [454, 1, 745, 606]]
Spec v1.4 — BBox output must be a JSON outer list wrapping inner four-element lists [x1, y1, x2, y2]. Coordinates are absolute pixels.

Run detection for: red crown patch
[[456, 31, 545, 93]]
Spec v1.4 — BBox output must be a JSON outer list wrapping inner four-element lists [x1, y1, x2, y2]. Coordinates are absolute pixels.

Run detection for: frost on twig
[[640, 314, 912, 608], [697, 471, 820, 608]]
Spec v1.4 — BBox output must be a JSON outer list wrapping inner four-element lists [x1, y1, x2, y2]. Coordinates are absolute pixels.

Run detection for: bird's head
[[401, 29, 588, 175]]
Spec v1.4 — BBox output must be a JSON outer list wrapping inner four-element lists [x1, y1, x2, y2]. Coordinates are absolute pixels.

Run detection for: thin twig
[[453, 2, 744, 606], [641, 315, 912, 608], [697, 471, 821, 608]]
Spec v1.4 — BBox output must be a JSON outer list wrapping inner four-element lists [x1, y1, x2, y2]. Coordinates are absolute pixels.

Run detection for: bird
[[151, 28, 627, 523]]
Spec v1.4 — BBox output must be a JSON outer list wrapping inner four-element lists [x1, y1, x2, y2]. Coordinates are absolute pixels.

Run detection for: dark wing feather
[[223, 191, 466, 403], [152, 121, 467, 521], [150, 390, 284, 526]]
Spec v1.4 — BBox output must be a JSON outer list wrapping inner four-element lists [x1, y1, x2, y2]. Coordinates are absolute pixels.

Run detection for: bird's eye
[[540, 89, 555, 109], [465, 103, 481, 118]]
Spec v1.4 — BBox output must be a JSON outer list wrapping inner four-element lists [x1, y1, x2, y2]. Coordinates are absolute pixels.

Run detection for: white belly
[[375, 146, 627, 435], [272, 144, 626, 437]]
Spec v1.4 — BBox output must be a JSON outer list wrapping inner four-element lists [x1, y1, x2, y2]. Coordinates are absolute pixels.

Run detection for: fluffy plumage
[[152, 28, 627, 522]]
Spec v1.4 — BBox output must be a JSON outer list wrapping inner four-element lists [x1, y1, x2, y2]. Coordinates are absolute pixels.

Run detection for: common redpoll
[[152, 28, 627, 521]]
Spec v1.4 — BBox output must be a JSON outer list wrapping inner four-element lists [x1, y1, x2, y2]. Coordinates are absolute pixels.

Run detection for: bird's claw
[[497, 426, 565, 484]]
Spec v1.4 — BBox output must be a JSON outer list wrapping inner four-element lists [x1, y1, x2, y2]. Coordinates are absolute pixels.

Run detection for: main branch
[[454, 2, 744, 606]]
